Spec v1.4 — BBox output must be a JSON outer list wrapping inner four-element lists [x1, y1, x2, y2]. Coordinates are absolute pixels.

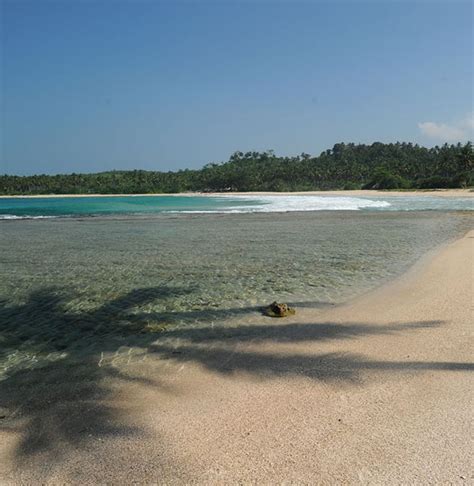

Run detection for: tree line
[[1, 141, 472, 195]]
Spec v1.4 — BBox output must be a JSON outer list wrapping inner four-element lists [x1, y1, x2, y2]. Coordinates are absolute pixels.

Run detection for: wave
[[0, 214, 59, 220], [166, 196, 391, 214]]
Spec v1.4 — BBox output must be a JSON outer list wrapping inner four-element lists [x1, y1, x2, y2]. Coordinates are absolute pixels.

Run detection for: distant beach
[[0, 188, 473, 198], [204, 189, 474, 198]]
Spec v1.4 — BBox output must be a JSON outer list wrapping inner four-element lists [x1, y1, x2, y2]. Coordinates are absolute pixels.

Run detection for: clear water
[[0, 193, 472, 219], [0, 210, 472, 380]]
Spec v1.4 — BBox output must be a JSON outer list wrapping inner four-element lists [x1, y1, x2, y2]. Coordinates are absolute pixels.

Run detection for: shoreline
[[0, 188, 473, 198], [2, 227, 473, 483]]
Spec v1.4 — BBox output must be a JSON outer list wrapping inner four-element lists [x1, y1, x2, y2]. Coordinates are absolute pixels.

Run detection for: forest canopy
[[1, 141, 472, 195]]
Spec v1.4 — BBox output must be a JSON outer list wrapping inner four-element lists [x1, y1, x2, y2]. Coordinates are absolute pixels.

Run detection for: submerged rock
[[263, 301, 296, 318]]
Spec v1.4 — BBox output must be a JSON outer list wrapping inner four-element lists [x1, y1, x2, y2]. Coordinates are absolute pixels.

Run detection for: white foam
[[0, 214, 58, 220], [166, 195, 391, 214]]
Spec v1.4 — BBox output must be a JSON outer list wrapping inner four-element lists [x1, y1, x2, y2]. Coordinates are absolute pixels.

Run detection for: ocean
[[0, 193, 473, 219]]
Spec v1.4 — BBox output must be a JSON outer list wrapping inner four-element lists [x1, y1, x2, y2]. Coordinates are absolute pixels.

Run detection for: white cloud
[[418, 113, 474, 142], [464, 113, 474, 130]]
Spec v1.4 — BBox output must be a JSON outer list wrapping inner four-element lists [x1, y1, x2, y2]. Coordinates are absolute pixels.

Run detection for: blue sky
[[1, 0, 473, 175]]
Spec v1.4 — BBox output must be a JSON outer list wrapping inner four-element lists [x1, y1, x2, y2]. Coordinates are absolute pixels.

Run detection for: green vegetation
[[1, 141, 472, 195]]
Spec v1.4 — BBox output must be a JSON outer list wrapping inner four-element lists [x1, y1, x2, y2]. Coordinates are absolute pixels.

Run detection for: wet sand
[[1, 231, 473, 484]]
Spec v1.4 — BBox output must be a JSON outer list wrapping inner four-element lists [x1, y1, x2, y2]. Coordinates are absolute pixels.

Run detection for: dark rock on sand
[[263, 301, 296, 318]]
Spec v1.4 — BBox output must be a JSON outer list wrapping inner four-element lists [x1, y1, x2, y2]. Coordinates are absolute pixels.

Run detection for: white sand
[[0, 189, 473, 198]]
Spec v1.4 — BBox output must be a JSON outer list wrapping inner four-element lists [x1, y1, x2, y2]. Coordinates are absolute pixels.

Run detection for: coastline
[[208, 188, 474, 198], [0, 188, 473, 198], [2, 228, 473, 483]]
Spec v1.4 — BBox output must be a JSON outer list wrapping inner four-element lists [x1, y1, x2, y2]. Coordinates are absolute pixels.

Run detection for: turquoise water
[[0, 193, 472, 218], [0, 195, 259, 218], [0, 210, 472, 380]]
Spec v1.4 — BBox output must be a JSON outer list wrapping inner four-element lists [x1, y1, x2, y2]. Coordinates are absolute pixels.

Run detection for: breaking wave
[[0, 214, 58, 220], [167, 195, 391, 213]]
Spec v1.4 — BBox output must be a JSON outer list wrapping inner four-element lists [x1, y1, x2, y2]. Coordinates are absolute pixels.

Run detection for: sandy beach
[[2, 0, 472, 483], [0, 189, 473, 198], [1, 226, 472, 484], [206, 189, 474, 198]]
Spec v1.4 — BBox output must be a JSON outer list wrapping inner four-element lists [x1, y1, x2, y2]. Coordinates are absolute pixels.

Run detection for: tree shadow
[[0, 286, 190, 469], [157, 319, 442, 345], [0, 286, 471, 471], [149, 344, 473, 384]]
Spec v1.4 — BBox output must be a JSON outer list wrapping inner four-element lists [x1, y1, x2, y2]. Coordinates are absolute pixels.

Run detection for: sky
[[1, 0, 473, 175]]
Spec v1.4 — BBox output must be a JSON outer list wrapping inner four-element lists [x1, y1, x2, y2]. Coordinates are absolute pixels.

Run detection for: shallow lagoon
[[1, 210, 472, 380]]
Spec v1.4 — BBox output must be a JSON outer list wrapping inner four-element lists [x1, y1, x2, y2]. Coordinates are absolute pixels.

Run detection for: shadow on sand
[[0, 286, 472, 469]]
